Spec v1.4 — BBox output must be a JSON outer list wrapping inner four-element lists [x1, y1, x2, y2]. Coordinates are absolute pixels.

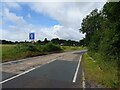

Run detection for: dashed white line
[[72, 55, 82, 83], [0, 59, 57, 84]]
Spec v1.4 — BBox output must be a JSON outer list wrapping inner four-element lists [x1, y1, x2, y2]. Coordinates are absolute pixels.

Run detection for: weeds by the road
[[1, 43, 84, 62], [1, 42, 62, 62], [82, 53, 119, 88]]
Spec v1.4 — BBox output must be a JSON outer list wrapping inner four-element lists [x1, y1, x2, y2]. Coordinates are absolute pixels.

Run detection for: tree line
[[0, 38, 83, 46], [79, 2, 120, 63]]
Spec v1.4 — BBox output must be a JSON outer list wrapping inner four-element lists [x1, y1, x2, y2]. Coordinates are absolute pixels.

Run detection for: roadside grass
[[1, 44, 41, 62], [1, 44, 16, 61], [82, 53, 119, 88], [1, 43, 61, 62], [1, 44, 85, 62]]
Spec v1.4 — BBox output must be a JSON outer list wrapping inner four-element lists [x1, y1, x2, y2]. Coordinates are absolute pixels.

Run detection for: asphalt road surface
[[1, 50, 87, 88]]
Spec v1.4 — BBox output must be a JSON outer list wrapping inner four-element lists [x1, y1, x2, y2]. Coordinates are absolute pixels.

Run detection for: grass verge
[[82, 53, 119, 88], [1, 43, 62, 62], [1, 44, 85, 62]]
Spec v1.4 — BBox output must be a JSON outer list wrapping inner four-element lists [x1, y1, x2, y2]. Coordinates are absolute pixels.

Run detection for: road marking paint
[[1, 54, 63, 66], [72, 55, 82, 83], [82, 71, 85, 89], [47, 59, 56, 64], [0, 59, 57, 84], [0, 67, 36, 84]]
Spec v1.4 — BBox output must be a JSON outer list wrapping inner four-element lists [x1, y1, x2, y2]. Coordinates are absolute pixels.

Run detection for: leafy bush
[[42, 42, 62, 52], [15, 42, 62, 53], [15, 43, 39, 52]]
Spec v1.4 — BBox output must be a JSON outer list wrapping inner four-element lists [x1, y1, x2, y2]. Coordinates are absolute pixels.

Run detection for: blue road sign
[[29, 33, 35, 40]]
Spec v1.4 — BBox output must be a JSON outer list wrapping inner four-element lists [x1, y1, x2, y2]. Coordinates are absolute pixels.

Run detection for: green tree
[[80, 9, 104, 51], [43, 38, 49, 44], [51, 38, 60, 44]]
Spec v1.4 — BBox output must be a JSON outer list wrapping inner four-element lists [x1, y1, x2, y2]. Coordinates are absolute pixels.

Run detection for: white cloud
[[3, 8, 27, 27], [1, 7, 35, 41], [1, 2, 106, 41], [2, 24, 84, 41], [28, 2, 105, 41], [1, 0, 107, 2], [33, 25, 84, 41], [30, 2, 105, 28], [5, 2, 22, 10]]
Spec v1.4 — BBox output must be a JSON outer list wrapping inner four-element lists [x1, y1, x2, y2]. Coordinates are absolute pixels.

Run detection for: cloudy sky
[[0, 1, 106, 41]]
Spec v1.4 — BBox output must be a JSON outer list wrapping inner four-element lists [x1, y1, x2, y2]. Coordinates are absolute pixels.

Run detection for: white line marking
[[72, 55, 82, 83], [1, 54, 61, 65], [47, 59, 56, 64], [0, 67, 36, 84], [82, 71, 85, 89], [0, 59, 57, 84]]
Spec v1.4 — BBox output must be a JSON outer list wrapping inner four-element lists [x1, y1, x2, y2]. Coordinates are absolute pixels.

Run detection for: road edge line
[[0, 59, 57, 84], [82, 71, 85, 89], [72, 55, 82, 83]]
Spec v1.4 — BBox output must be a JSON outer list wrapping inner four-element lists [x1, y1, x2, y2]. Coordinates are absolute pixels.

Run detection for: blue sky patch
[[7, 3, 60, 27]]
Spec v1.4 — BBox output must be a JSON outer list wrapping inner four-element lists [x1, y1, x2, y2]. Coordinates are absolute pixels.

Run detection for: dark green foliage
[[15, 42, 62, 53], [80, 2, 120, 60], [42, 42, 62, 52], [1, 38, 81, 46], [103, 2, 120, 22], [36, 40, 42, 44], [102, 2, 120, 59], [1, 40, 14, 44], [80, 8, 104, 47], [51, 38, 60, 44], [51, 38, 80, 46], [43, 38, 49, 44], [79, 2, 120, 87], [15, 43, 39, 52]]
